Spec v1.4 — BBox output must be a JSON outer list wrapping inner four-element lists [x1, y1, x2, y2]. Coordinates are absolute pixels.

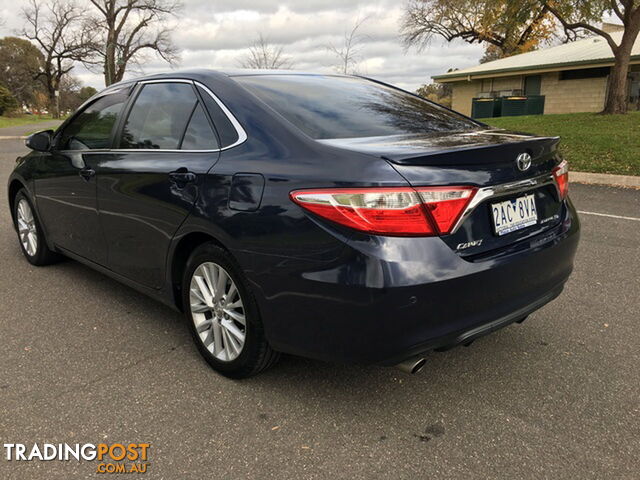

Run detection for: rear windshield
[[234, 75, 479, 139]]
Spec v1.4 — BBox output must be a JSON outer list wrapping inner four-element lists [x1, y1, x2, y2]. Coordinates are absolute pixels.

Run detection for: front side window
[[120, 82, 218, 150], [58, 92, 127, 150], [235, 75, 480, 139]]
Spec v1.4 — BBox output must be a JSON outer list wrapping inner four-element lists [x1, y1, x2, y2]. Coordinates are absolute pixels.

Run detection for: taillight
[[289, 186, 476, 236], [553, 160, 569, 199], [414, 187, 476, 234]]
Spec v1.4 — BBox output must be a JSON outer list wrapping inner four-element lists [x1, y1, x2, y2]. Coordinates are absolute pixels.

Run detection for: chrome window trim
[[138, 79, 193, 84], [105, 78, 247, 153], [450, 173, 558, 234], [195, 82, 248, 150]]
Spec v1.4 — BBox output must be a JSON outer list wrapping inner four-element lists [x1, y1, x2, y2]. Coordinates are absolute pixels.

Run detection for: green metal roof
[[433, 31, 639, 81]]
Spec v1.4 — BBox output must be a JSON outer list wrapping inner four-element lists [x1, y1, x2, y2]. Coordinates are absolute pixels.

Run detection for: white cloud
[[0, 0, 484, 92]]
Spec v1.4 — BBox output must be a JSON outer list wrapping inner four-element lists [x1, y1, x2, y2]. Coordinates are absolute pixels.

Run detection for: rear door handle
[[79, 166, 95, 181], [169, 168, 197, 186]]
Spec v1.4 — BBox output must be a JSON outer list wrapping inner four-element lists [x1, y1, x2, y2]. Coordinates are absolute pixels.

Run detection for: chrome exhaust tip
[[394, 356, 426, 374]]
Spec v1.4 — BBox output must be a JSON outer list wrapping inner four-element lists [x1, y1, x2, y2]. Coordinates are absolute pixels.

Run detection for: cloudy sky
[[0, 0, 484, 91]]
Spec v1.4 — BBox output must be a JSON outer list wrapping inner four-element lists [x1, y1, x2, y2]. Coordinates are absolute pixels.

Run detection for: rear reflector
[[290, 186, 476, 236], [553, 160, 569, 199]]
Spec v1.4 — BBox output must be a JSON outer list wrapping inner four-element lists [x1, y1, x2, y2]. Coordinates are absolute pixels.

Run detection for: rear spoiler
[[382, 135, 560, 166]]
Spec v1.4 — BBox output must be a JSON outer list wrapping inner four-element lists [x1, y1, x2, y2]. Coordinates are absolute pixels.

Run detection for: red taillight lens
[[290, 186, 476, 236], [553, 160, 569, 199], [415, 187, 476, 234]]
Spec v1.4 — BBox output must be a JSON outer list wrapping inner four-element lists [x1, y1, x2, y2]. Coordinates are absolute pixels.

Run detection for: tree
[[57, 74, 81, 113], [32, 91, 50, 114], [239, 34, 293, 69], [401, 0, 557, 59], [326, 16, 369, 74], [480, 44, 506, 63], [79, 86, 98, 102], [54, 76, 97, 114], [416, 82, 453, 107], [84, 0, 181, 86], [544, 1, 640, 114], [0, 85, 19, 115], [57, 75, 97, 113], [0, 37, 45, 109], [21, 0, 92, 118]]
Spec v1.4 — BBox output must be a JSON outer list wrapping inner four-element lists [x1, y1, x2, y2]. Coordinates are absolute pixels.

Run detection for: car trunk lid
[[319, 129, 565, 257]]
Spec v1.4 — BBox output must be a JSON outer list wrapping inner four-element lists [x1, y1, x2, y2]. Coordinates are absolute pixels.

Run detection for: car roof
[[105, 68, 350, 89], [220, 69, 349, 78]]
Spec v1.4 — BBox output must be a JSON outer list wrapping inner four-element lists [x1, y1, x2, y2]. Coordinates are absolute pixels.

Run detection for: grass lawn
[[482, 111, 640, 176], [0, 114, 59, 129]]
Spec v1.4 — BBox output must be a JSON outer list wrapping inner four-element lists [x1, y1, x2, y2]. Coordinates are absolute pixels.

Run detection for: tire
[[13, 190, 60, 266], [182, 242, 279, 378]]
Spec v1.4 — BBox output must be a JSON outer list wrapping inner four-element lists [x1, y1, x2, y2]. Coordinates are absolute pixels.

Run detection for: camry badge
[[516, 153, 532, 172]]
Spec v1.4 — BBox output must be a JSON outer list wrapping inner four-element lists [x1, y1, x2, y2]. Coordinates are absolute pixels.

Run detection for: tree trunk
[[104, 32, 117, 86], [48, 91, 59, 118], [114, 63, 125, 83], [602, 27, 639, 115], [104, 48, 115, 86], [603, 51, 631, 114]]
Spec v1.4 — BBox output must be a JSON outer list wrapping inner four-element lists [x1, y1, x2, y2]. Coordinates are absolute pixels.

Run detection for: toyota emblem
[[516, 153, 532, 172]]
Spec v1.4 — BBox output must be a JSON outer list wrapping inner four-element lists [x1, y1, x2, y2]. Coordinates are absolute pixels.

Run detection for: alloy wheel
[[189, 262, 246, 362], [16, 199, 38, 257]]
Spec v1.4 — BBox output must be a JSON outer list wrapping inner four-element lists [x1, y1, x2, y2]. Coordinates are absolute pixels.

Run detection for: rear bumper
[[379, 282, 564, 365], [249, 199, 580, 365]]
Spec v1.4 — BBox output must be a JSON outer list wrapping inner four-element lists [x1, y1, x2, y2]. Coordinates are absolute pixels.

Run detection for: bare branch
[[83, 0, 182, 86], [20, 0, 92, 117], [325, 15, 370, 74], [239, 34, 293, 69], [610, 1, 625, 22], [544, 2, 618, 52]]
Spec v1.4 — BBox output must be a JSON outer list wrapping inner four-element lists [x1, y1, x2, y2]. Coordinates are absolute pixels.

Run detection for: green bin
[[500, 96, 528, 116], [471, 98, 502, 118], [500, 95, 545, 116], [525, 95, 545, 115]]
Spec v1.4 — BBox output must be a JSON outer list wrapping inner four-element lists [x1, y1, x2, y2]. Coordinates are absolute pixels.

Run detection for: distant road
[[0, 120, 63, 139]]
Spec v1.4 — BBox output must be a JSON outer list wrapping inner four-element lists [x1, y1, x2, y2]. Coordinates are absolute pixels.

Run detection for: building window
[[560, 67, 610, 80], [524, 75, 541, 95]]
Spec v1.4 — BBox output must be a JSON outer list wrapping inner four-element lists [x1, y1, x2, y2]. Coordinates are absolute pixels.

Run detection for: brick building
[[432, 26, 640, 117]]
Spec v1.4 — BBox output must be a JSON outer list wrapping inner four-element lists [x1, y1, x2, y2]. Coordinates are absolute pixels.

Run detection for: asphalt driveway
[[1, 128, 638, 479]]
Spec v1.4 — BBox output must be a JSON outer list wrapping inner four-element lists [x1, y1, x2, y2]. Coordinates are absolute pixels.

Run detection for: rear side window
[[196, 85, 238, 148], [120, 82, 217, 150], [58, 92, 127, 150], [181, 103, 218, 150], [235, 75, 479, 139]]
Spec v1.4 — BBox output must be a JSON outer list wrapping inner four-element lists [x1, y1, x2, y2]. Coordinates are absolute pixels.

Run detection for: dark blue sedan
[[8, 70, 579, 377]]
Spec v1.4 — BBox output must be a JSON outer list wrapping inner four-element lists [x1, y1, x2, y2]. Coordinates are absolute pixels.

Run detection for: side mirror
[[25, 130, 53, 152]]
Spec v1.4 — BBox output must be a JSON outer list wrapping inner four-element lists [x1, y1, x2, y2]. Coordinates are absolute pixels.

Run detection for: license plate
[[491, 194, 538, 236]]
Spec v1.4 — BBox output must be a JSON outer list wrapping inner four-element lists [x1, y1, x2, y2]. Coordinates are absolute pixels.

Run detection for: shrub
[[0, 85, 19, 116]]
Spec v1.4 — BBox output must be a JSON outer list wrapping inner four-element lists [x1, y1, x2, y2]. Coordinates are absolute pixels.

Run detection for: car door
[[34, 89, 130, 265], [93, 80, 221, 289]]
